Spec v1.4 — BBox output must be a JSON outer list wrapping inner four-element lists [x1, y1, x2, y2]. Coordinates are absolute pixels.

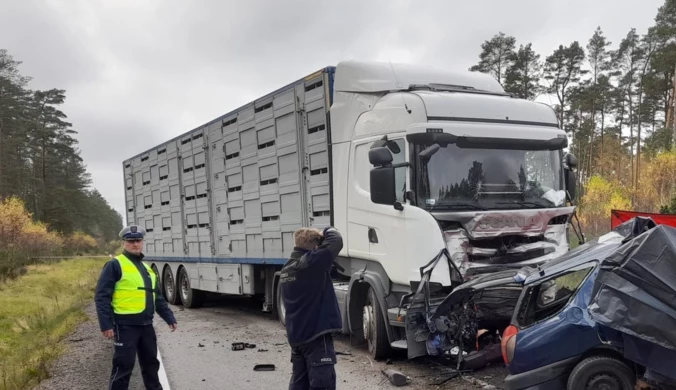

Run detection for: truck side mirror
[[564, 153, 578, 202], [369, 147, 393, 166], [565, 153, 578, 170], [370, 167, 397, 205], [369, 146, 397, 206], [565, 169, 577, 201]]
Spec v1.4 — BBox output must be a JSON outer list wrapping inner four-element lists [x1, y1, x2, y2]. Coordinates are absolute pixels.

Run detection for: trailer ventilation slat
[[254, 102, 272, 113], [258, 140, 275, 150], [305, 80, 323, 92], [310, 168, 328, 176], [308, 124, 325, 134], [226, 152, 239, 160], [260, 178, 278, 186], [223, 118, 237, 127]]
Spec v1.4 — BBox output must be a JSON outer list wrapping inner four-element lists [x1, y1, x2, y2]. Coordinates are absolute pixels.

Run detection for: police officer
[[280, 226, 343, 390], [95, 225, 177, 390]]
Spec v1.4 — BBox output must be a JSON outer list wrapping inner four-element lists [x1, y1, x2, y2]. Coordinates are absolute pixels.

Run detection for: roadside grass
[[0, 258, 106, 390]]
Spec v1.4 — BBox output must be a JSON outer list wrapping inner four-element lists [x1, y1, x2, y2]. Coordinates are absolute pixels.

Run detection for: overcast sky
[[0, 0, 663, 222]]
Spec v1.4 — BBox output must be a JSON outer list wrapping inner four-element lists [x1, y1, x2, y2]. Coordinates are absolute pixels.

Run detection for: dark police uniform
[[95, 226, 177, 390], [280, 227, 343, 390]]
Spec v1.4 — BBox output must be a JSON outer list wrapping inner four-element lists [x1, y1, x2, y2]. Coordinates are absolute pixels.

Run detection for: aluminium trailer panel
[[122, 67, 336, 269]]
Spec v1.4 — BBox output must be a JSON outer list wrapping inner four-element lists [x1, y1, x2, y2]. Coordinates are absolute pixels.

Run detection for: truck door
[[367, 137, 408, 278], [347, 135, 408, 280]]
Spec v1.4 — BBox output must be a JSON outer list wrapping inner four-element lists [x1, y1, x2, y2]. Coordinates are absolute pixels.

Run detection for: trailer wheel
[[151, 264, 160, 285], [567, 355, 635, 390], [363, 287, 392, 360], [276, 279, 286, 328], [163, 266, 181, 305], [179, 267, 205, 308]]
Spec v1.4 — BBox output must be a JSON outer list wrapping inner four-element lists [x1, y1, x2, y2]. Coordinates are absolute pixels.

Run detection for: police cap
[[119, 225, 146, 241]]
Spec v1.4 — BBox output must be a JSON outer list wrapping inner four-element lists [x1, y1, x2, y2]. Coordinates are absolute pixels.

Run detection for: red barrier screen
[[610, 209, 676, 230]]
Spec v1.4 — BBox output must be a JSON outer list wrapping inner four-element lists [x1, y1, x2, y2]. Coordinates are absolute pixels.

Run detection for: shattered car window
[[518, 266, 594, 327]]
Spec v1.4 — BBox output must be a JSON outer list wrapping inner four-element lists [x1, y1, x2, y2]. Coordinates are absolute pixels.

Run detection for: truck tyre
[[179, 267, 205, 308], [163, 266, 181, 305], [151, 264, 160, 285], [363, 287, 392, 360], [276, 279, 286, 328], [567, 355, 635, 390]]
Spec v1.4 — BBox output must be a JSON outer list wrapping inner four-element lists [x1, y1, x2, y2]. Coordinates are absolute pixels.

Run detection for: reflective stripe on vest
[[112, 254, 156, 315]]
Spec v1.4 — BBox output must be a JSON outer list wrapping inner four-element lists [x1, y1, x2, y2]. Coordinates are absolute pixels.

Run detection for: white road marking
[[157, 347, 171, 390]]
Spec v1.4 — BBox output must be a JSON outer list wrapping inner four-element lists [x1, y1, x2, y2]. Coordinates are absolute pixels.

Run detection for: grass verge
[[0, 258, 105, 390]]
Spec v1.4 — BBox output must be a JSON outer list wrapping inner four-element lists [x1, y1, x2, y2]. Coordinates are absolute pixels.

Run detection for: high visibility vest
[[111, 254, 156, 315]]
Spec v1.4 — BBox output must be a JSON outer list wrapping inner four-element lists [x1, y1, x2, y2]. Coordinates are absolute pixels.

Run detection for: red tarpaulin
[[610, 209, 676, 230]]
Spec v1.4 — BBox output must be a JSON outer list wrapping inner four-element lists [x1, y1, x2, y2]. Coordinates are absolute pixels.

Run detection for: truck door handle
[[368, 228, 378, 243]]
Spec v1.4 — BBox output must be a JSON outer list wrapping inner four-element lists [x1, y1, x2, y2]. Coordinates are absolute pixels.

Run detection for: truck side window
[[389, 139, 406, 202], [516, 265, 594, 327]]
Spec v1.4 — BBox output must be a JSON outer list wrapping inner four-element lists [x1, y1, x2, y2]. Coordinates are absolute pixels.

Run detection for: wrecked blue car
[[502, 217, 676, 390]]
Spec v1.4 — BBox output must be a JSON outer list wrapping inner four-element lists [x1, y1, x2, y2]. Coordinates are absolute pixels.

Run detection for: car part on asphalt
[[382, 369, 408, 386], [253, 364, 275, 372]]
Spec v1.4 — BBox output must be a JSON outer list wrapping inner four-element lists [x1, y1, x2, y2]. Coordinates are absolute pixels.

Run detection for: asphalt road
[[34, 297, 508, 390]]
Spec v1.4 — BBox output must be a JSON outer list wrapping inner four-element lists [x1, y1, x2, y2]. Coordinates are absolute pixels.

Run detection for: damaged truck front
[[356, 75, 583, 360]]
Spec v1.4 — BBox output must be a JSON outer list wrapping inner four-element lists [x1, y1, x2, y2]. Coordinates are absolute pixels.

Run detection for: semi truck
[[122, 60, 579, 360]]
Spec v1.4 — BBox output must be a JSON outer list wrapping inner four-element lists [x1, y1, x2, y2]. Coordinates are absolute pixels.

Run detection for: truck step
[[387, 307, 407, 327], [390, 340, 408, 350]]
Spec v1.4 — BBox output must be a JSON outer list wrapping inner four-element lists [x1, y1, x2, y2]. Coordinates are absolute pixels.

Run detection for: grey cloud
[[0, 0, 665, 220]]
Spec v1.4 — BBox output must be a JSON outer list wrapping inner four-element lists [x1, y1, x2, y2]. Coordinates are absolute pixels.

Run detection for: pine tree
[[469, 32, 517, 86], [504, 43, 542, 100]]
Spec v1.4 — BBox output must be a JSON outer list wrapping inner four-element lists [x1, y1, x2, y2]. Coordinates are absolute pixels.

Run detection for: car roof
[[524, 231, 625, 284]]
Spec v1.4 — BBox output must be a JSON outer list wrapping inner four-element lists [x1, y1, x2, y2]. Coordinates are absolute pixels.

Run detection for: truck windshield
[[413, 143, 565, 210]]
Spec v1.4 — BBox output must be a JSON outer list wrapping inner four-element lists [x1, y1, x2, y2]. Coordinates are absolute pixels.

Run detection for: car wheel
[[163, 266, 181, 305], [567, 355, 635, 390], [179, 267, 205, 308], [363, 287, 392, 360]]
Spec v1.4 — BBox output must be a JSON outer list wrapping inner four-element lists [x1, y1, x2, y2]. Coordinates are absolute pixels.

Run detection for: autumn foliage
[[0, 197, 100, 280]]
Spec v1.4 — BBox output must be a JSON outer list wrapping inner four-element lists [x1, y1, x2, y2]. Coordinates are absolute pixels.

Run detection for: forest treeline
[[0, 49, 122, 279], [469, 0, 676, 237]]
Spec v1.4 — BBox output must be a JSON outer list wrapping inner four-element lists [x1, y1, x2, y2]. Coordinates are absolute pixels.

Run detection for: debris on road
[[258, 349, 268, 352], [232, 342, 256, 351], [253, 364, 275, 372], [382, 369, 408, 387], [198, 343, 205, 348], [461, 375, 497, 389]]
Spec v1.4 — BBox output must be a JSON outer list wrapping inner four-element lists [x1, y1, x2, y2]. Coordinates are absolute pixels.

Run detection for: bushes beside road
[[0, 197, 108, 282], [0, 257, 105, 390]]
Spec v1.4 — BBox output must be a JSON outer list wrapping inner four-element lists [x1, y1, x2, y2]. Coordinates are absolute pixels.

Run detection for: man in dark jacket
[[280, 226, 343, 390], [95, 225, 177, 390]]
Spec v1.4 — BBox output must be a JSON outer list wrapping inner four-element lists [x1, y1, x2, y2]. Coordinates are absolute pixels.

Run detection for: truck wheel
[[179, 267, 205, 308], [363, 287, 392, 360], [151, 264, 161, 285], [276, 279, 286, 328], [163, 266, 181, 305], [567, 356, 635, 390]]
